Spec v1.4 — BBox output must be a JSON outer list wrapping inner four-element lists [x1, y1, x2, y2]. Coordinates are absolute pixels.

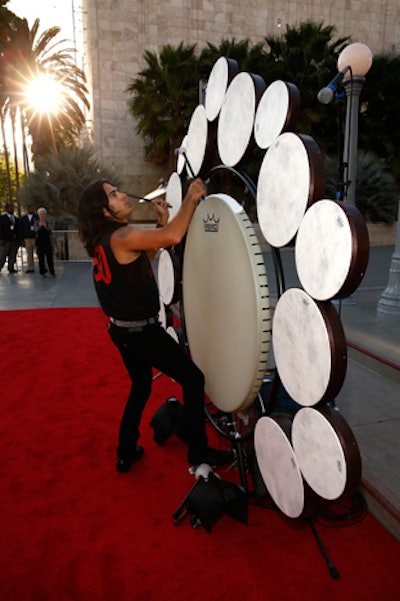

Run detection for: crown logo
[[203, 213, 220, 232]]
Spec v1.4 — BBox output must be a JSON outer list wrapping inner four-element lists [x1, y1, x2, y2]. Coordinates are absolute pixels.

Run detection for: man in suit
[[0, 203, 20, 273], [20, 204, 38, 273]]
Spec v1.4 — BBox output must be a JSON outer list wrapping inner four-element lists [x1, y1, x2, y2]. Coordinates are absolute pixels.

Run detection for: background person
[[77, 179, 234, 473], [35, 207, 56, 277], [0, 203, 20, 273], [20, 204, 38, 273]]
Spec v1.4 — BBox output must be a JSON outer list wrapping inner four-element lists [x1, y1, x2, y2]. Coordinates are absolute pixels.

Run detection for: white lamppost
[[338, 43, 373, 206], [377, 198, 400, 321]]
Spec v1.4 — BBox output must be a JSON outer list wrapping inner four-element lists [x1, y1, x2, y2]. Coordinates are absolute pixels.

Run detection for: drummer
[[77, 178, 234, 473]]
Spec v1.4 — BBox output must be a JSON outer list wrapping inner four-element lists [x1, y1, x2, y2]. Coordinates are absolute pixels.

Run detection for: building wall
[[81, 0, 400, 195]]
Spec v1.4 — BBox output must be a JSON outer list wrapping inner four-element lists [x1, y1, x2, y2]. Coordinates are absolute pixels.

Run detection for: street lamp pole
[[342, 76, 365, 206], [337, 43, 372, 206]]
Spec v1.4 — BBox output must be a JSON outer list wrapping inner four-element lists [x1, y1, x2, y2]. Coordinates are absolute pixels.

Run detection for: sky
[[7, 0, 76, 44]]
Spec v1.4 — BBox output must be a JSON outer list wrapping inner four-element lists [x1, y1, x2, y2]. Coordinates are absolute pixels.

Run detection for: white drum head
[[165, 172, 182, 222], [254, 80, 294, 150], [292, 407, 360, 500], [182, 193, 270, 413], [257, 132, 322, 248], [272, 288, 346, 407], [176, 135, 188, 175], [158, 249, 177, 306], [295, 199, 366, 301], [254, 416, 305, 518], [217, 72, 264, 167], [166, 326, 179, 343], [205, 57, 238, 122], [186, 104, 210, 177], [158, 295, 166, 329]]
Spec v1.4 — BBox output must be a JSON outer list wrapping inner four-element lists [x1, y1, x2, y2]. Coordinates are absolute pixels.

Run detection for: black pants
[[37, 250, 55, 275], [108, 322, 208, 462]]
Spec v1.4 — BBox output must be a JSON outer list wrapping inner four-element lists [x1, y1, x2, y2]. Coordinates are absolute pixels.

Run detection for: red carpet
[[1, 307, 399, 600]]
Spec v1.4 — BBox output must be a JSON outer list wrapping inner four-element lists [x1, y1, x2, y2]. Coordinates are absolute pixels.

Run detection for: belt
[[110, 316, 159, 328]]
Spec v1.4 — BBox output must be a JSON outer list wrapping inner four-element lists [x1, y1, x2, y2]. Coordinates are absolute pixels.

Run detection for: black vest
[[93, 228, 160, 320]]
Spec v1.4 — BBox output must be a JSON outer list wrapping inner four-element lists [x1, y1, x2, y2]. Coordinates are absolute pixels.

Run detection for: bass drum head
[[205, 57, 239, 122], [295, 199, 369, 301], [254, 80, 300, 150], [165, 172, 182, 222], [182, 193, 271, 413], [292, 406, 361, 501], [256, 132, 325, 248], [254, 415, 306, 518], [272, 288, 347, 407]]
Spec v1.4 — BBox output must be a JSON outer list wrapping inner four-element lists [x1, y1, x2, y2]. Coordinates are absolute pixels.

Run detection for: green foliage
[[126, 42, 200, 165], [0, 152, 21, 207], [325, 152, 398, 223], [18, 146, 120, 225]]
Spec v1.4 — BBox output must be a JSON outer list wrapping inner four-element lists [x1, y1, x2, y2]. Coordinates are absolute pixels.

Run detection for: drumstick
[[126, 189, 172, 207], [174, 146, 196, 179], [174, 146, 207, 200]]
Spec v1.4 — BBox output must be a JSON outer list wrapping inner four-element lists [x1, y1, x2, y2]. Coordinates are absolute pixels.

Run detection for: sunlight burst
[[26, 74, 64, 114]]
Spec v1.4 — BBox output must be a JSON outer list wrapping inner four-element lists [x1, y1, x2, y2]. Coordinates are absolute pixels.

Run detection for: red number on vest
[[93, 245, 112, 284]]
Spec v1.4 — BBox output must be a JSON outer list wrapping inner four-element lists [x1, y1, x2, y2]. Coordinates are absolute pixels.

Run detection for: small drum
[[292, 405, 361, 501], [254, 80, 300, 150], [217, 72, 266, 167], [157, 248, 181, 306], [182, 193, 271, 413], [256, 132, 325, 248], [272, 288, 347, 407], [295, 199, 369, 301], [254, 415, 315, 518], [185, 104, 216, 177], [165, 172, 183, 222], [205, 57, 239, 122]]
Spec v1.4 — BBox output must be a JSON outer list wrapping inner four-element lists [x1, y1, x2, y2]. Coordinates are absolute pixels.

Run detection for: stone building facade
[[80, 0, 400, 196]]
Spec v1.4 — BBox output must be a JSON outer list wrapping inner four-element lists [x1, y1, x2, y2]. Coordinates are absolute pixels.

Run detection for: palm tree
[[2, 17, 90, 166], [126, 42, 201, 169]]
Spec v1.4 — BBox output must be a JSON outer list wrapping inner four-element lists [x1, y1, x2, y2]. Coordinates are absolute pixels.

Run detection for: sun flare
[[26, 73, 64, 114]]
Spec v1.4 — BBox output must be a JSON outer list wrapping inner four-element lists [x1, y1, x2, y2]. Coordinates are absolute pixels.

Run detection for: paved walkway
[[1, 245, 399, 537]]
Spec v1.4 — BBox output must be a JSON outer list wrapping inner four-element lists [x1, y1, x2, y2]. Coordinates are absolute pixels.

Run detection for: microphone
[[317, 66, 351, 104]]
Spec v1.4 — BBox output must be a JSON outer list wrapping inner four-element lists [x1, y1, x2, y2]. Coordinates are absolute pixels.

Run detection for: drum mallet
[[174, 146, 197, 179], [174, 146, 207, 201]]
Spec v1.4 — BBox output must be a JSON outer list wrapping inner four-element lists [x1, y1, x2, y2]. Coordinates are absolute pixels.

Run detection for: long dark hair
[[77, 180, 119, 257]]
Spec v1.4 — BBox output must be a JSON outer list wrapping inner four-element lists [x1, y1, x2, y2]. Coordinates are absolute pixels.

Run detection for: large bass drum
[[182, 193, 271, 413]]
